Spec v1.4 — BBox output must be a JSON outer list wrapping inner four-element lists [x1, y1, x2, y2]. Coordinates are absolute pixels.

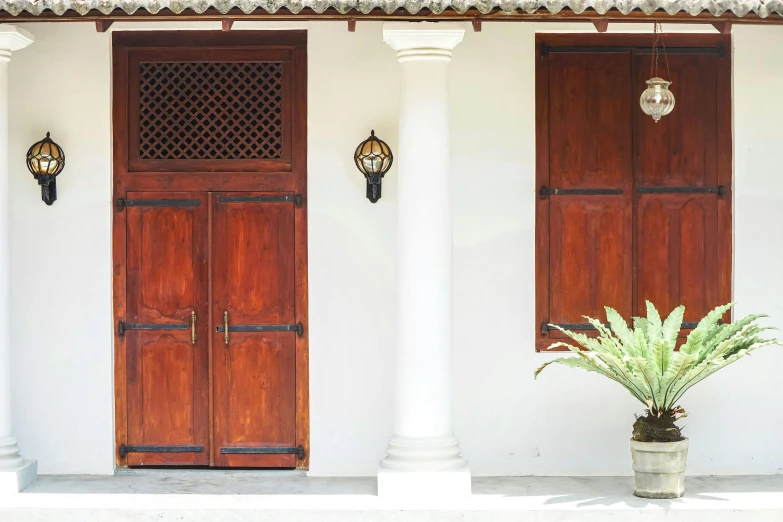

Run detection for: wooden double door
[[120, 191, 301, 467]]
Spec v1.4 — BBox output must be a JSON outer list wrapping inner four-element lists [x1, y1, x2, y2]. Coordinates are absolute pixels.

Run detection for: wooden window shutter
[[535, 49, 634, 352], [535, 35, 732, 351], [633, 49, 732, 334]]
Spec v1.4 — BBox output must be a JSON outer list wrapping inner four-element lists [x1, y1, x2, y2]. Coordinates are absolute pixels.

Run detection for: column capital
[[0, 26, 34, 62], [383, 22, 467, 62]]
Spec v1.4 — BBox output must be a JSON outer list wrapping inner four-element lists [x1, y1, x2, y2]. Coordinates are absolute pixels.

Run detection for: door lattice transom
[[138, 62, 284, 160]]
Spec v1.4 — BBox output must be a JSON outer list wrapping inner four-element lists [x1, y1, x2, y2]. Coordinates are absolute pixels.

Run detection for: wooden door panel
[[221, 333, 296, 467], [548, 52, 633, 190], [635, 54, 718, 188], [222, 202, 295, 324], [137, 206, 197, 321], [125, 192, 209, 466], [213, 193, 298, 467], [636, 195, 719, 329], [549, 196, 632, 336], [140, 334, 195, 441]]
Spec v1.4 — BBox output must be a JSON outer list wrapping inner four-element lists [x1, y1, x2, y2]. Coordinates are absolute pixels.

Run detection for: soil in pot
[[632, 411, 683, 443]]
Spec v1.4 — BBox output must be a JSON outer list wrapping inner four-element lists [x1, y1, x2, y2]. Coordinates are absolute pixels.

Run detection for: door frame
[[111, 30, 309, 469]]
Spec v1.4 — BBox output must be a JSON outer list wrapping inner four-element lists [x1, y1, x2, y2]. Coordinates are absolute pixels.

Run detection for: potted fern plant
[[535, 302, 777, 499]]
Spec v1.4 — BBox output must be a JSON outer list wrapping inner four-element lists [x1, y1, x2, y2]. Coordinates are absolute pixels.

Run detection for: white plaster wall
[[5, 21, 783, 476], [8, 23, 114, 474]]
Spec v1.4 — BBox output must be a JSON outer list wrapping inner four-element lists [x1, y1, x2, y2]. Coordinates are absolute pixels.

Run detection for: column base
[[0, 460, 37, 494], [380, 434, 468, 471], [378, 435, 470, 497], [378, 467, 471, 498]]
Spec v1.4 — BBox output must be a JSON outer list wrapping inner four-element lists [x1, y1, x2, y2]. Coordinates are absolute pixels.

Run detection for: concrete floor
[[1, 473, 783, 521]]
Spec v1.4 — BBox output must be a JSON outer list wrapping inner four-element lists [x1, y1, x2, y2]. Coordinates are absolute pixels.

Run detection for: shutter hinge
[[294, 194, 303, 207], [116, 198, 126, 211], [540, 186, 624, 199], [637, 185, 725, 198], [541, 322, 611, 335]]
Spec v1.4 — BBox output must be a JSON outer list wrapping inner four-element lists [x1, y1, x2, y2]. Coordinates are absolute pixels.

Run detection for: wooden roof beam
[[95, 20, 113, 32], [592, 19, 609, 32], [222, 19, 234, 30], [712, 21, 732, 33], [472, 18, 482, 31], [348, 18, 356, 31]]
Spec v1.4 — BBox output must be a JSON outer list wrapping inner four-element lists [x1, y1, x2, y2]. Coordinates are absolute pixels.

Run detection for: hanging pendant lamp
[[640, 23, 675, 123]]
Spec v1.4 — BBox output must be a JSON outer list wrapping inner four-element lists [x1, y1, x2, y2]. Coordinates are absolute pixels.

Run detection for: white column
[[378, 22, 470, 498], [0, 25, 36, 495]]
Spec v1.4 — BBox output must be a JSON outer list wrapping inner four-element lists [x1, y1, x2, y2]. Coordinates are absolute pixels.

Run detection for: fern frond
[[662, 306, 685, 348], [548, 325, 607, 354], [645, 301, 663, 347], [606, 306, 637, 356], [535, 302, 779, 416]]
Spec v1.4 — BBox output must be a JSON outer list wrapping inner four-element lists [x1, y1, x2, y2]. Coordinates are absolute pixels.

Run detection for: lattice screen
[[138, 62, 284, 160]]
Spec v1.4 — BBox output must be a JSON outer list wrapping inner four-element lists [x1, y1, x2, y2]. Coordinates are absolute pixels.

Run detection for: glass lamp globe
[[640, 78, 675, 123]]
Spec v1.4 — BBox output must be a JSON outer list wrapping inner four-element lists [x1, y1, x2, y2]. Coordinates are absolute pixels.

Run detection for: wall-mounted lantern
[[354, 130, 393, 204], [26, 132, 65, 206]]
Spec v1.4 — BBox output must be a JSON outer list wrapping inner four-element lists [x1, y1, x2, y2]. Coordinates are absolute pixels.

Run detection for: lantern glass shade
[[640, 77, 676, 123], [354, 131, 393, 177], [26, 132, 65, 177]]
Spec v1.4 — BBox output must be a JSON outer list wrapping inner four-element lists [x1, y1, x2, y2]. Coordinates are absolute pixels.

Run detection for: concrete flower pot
[[630, 438, 689, 499]]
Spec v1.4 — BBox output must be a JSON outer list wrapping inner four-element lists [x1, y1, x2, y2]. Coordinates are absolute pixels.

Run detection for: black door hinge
[[216, 194, 303, 207], [116, 199, 201, 211], [217, 322, 304, 337], [119, 444, 204, 458], [220, 445, 305, 459], [118, 320, 189, 337]]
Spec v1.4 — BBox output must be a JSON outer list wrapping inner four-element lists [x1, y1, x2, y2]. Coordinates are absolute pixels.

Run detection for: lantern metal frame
[[353, 130, 393, 204], [26, 132, 65, 206]]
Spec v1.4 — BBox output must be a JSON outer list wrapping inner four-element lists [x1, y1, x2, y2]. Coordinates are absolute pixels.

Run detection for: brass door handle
[[224, 311, 229, 346], [191, 311, 197, 345]]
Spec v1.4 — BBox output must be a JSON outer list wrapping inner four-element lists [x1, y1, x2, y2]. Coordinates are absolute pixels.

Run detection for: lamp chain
[[650, 22, 672, 80]]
